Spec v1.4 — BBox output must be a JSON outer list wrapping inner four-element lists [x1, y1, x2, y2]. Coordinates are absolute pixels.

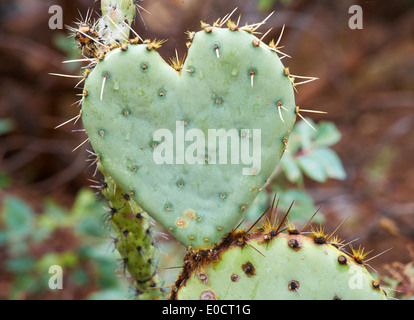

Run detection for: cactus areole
[[81, 27, 296, 248]]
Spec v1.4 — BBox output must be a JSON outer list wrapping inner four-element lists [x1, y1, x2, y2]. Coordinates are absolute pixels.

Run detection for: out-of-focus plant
[[0, 190, 130, 300], [258, 0, 292, 12]]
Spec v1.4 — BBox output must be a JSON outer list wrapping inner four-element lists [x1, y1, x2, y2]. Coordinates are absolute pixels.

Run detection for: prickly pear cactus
[[61, 1, 389, 301], [81, 22, 296, 248], [169, 223, 388, 300], [98, 167, 164, 299]]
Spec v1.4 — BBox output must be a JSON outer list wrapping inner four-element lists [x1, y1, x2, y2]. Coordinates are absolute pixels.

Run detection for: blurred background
[[0, 0, 413, 299]]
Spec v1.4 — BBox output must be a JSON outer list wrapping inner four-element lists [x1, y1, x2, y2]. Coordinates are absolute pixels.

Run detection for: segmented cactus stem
[[100, 167, 165, 300]]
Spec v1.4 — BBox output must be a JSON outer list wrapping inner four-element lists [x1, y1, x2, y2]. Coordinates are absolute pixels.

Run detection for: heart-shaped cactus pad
[[82, 27, 296, 248]]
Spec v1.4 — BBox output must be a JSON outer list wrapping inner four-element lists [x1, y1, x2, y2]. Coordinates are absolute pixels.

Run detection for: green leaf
[[257, 0, 276, 11], [295, 118, 318, 151], [9, 274, 38, 299], [72, 269, 89, 286], [2, 197, 35, 238], [0, 119, 15, 136], [0, 231, 8, 245], [314, 121, 342, 147], [5, 256, 36, 273], [0, 172, 11, 190], [312, 148, 347, 180], [297, 154, 328, 182], [280, 152, 302, 183], [88, 289, 129, 300]]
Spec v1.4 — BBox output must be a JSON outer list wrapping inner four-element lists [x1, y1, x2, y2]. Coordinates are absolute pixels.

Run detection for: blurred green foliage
[[281, 118, 346, 184], [258, 0, 291, 12], [0, 190, 130, 300], [0, 118, 14, 190]]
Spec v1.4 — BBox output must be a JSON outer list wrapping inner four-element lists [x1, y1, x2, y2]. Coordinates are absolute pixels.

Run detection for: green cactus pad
[[81, 27, 296, 248], [99, 0, 136, 43], [170, 232, 388, 300]]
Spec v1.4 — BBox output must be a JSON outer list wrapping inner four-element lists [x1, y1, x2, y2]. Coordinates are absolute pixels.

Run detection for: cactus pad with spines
[[99, 0, 136, 44], [81, 26, 296, 248], [169, 232, 388, 300]]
